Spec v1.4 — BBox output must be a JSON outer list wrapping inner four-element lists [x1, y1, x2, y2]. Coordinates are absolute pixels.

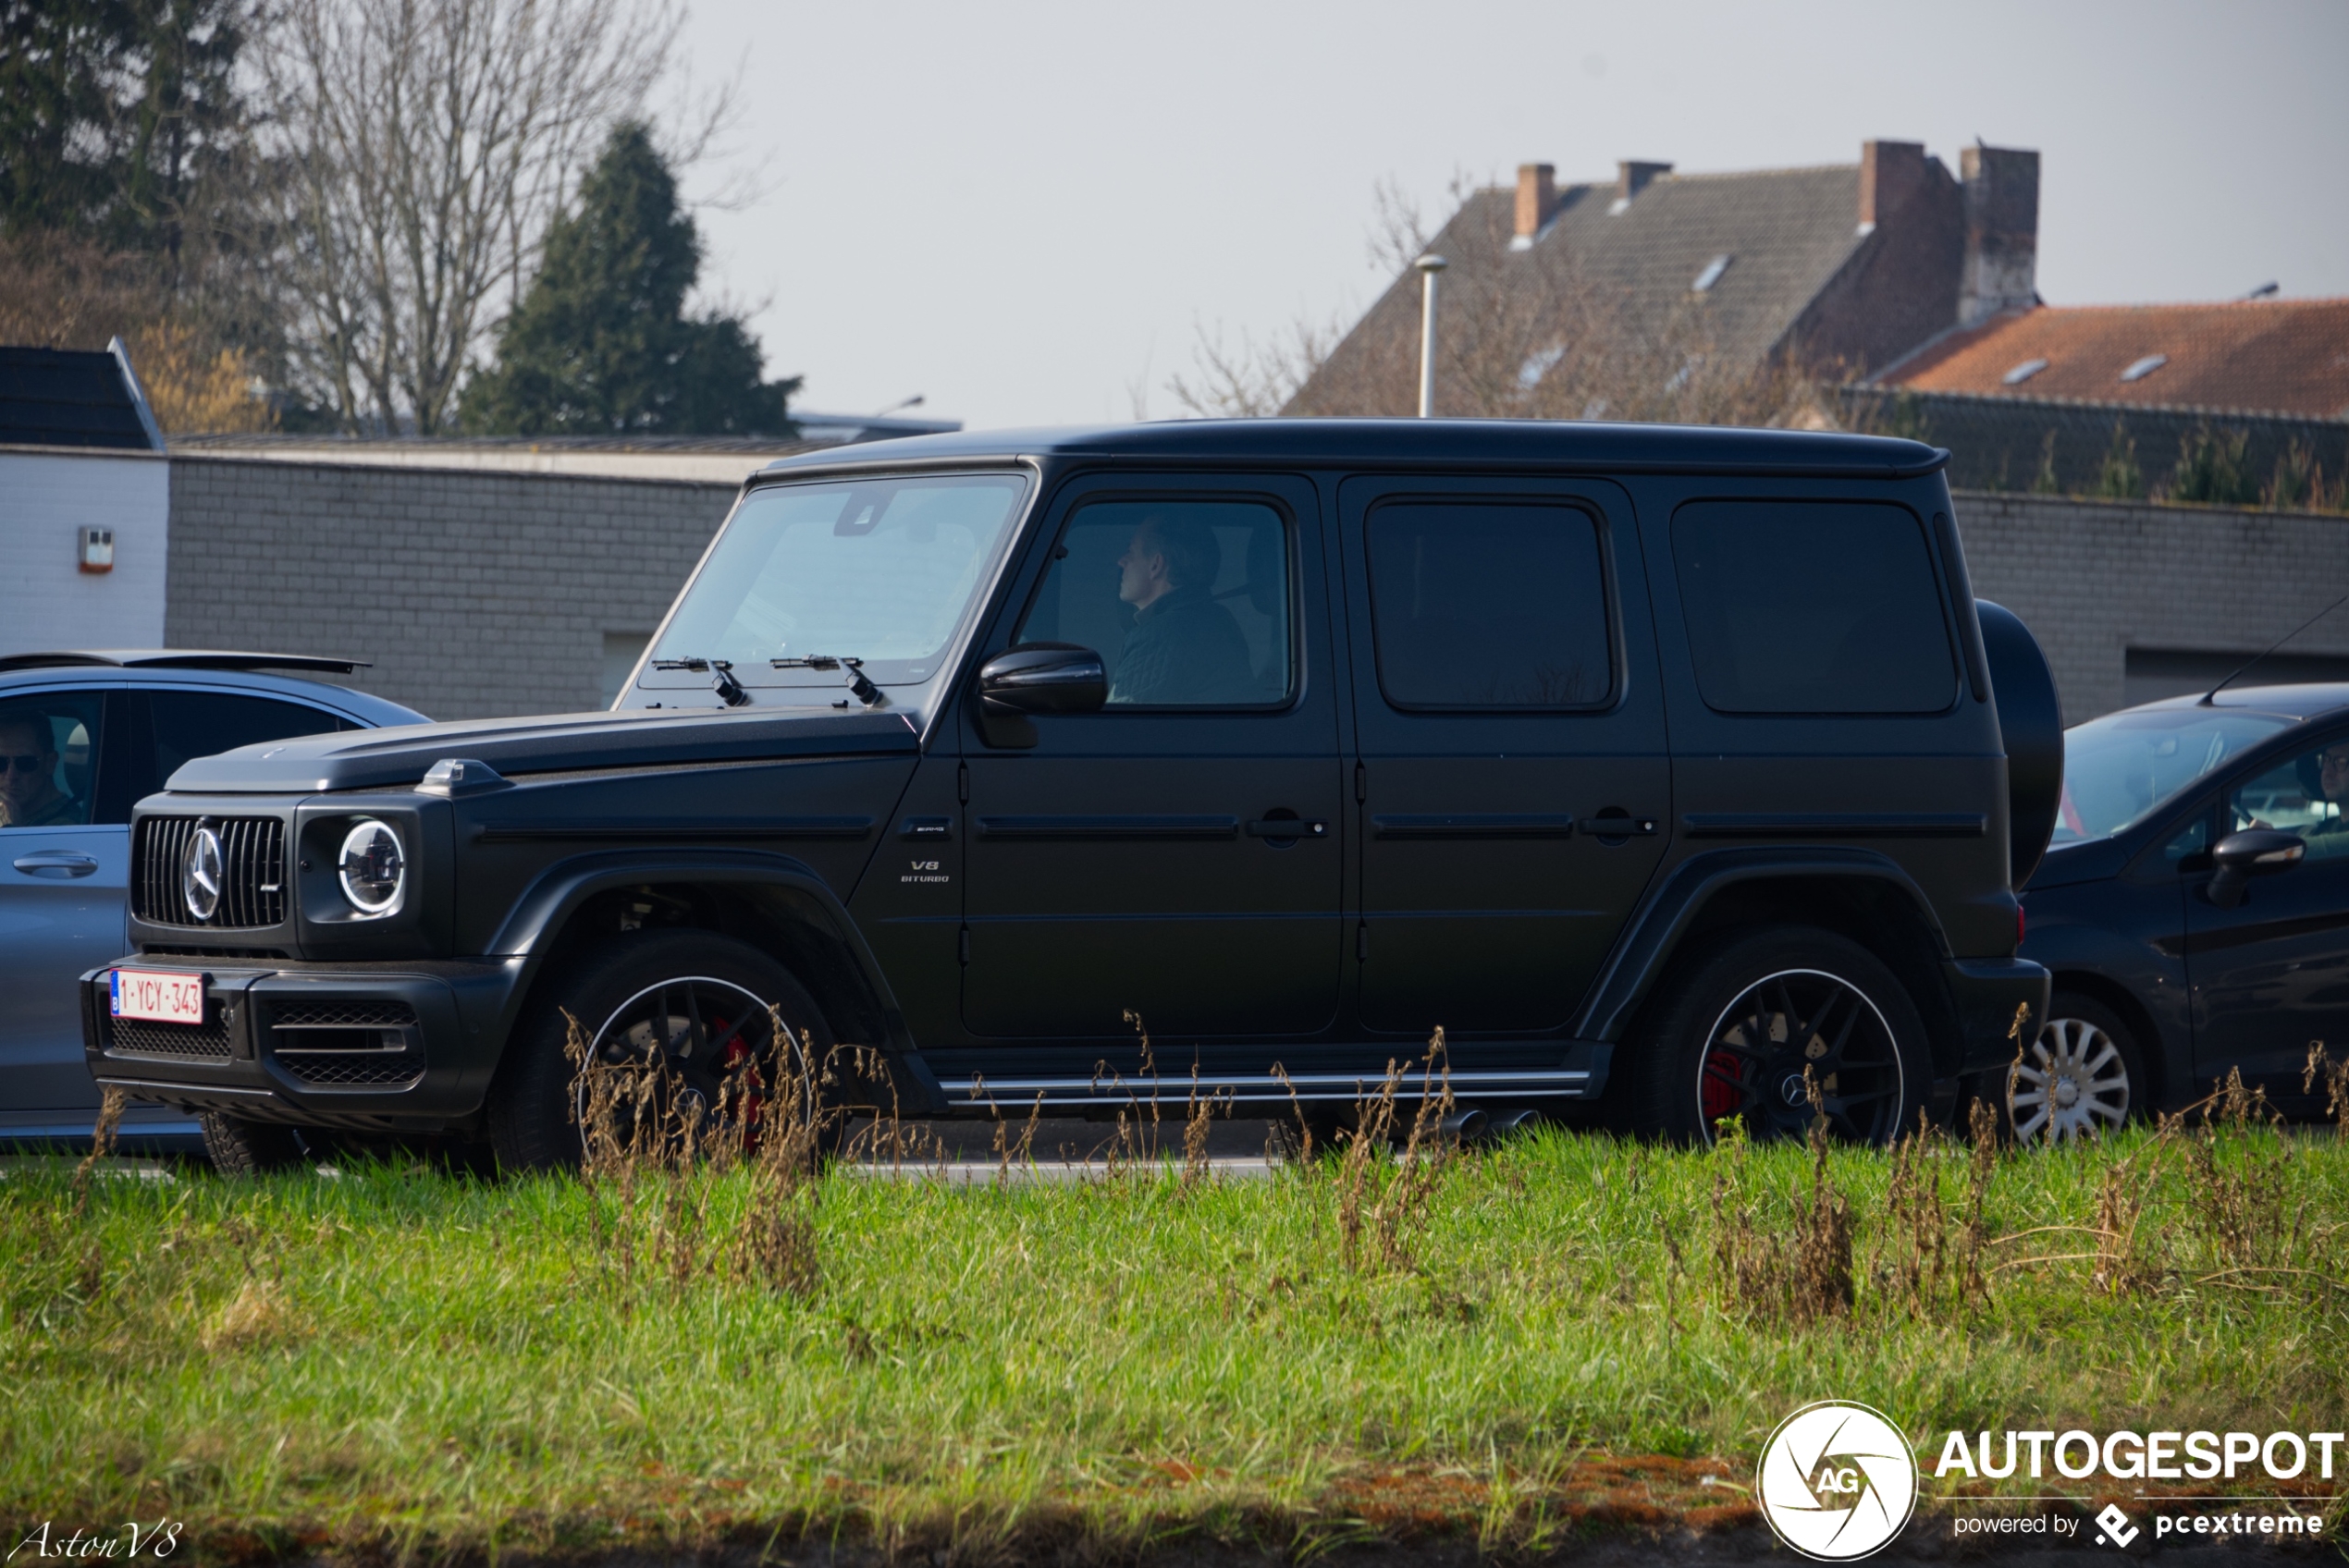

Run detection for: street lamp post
[[1414, 254, 1447, 419]]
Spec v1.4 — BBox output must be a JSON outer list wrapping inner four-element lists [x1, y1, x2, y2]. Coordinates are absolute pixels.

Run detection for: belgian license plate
[[110, 968, 207, 1025]]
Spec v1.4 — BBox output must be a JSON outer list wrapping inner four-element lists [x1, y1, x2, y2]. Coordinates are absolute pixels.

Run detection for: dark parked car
[[0, 652, 424, 1150], [80, 422, 2053, 1169], [2017, 682, 2349, 1142]]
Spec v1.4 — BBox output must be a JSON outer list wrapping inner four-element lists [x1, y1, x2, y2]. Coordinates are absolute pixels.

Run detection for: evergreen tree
[[461, 123, 798, 436]]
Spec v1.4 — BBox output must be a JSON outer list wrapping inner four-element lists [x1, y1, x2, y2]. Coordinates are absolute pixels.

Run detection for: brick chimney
[[1857, 140, 1928, 232], [1616, 161, 1672, 205], [1514, 164, 1557, 244], [1958, 143, 2040, 327]]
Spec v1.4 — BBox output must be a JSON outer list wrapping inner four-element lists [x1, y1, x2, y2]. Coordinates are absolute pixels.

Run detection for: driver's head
[[2319, 741, 2349, 803], [1115, 515, 1220, 610], [0, 712, 59, 817]]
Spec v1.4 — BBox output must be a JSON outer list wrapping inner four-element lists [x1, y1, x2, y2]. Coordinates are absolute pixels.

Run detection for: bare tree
[[255, 0, 686, 432], [1164, 315, 1340, 419]]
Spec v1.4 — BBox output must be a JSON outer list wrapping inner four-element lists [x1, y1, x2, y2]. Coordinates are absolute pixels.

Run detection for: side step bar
[[960, 1043, 1613, 1108]]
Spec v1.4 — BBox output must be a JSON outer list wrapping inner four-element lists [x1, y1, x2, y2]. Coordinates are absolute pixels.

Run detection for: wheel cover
[[1695, 967, 1906, 1144], [579, 975, 791, 1145], [2011, 1016, 2130, 1145]]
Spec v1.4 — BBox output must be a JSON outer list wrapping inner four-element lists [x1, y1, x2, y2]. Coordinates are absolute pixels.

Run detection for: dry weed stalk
[[2181, 1069, 2292, 1277], [1333, 1033, 1459, 1271], [1881, 1113, 1949, 1317], [2305, 1041, 2349, 1136], [1179, 1067, 1231, 1194], [563, 1005, 830, 1299], [1709, 1076, 1852, 1325]]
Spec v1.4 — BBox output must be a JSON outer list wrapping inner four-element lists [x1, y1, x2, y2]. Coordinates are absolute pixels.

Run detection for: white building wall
[[0, 447, 171, 655]]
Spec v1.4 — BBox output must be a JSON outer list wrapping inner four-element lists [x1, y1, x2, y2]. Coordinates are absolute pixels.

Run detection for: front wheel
[[487, 930, 832, 1173], [1628, 927, 1935, 1145]]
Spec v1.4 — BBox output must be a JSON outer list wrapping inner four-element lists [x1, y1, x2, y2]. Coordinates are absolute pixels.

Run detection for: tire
[[1628, 926, 1935, 1146], [487, 929, 832, 1173], [200, 1112, 314, 1175], [2001, 991, 2146, 1146]]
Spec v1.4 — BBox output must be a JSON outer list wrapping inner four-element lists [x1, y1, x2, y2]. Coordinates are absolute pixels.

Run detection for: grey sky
[[681, 0, 2349, 431]]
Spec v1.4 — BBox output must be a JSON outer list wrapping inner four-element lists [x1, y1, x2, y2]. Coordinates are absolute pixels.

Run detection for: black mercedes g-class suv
[[83, 421, 2055, 1168]]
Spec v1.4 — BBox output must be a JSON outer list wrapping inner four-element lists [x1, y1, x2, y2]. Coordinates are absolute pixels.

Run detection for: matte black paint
[[82, 421, 2051, 1131]]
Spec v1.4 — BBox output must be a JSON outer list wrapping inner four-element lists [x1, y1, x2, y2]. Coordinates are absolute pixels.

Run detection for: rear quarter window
[[1670, 500, 1956, 715]]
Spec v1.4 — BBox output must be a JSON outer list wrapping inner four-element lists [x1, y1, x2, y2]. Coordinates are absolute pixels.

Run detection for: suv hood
[[165, 704, 921, 794]]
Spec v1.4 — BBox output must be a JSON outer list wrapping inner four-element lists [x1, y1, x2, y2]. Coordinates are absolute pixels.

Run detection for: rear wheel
[[487, 930, 831, 1173], [1629, 927, 1934, 1145]]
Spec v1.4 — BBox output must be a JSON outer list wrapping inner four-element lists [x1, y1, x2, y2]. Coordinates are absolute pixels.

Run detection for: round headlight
[[338, 819, 405, 915]]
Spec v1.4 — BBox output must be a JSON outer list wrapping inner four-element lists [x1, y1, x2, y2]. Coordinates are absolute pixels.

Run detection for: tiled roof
[[1288, 161, 1900, 416], [1876, 300, 2349, 419]]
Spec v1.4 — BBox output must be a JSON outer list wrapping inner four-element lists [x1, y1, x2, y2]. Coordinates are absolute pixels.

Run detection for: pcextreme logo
[[1757, 1401, 1920, 1562]]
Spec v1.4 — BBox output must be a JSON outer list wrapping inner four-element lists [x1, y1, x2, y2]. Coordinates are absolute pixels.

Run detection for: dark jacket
[[1108, 585, 1256, 704]]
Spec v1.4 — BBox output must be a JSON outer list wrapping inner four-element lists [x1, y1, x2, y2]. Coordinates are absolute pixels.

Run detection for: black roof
[[0, 341, 163, 451], [2136, 682, 2349, 723], [0, 650, 370, 675], [759, 418, 1949, 479]]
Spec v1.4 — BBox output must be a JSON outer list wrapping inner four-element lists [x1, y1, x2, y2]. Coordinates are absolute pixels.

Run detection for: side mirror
[[978, 643, 1107, 716], [2207, 827, 2306, 909]]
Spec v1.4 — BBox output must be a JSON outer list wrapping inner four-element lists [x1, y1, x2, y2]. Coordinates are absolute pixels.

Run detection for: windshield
[[640, 472, 1028, 696], [2051, 705, 2293, 844]]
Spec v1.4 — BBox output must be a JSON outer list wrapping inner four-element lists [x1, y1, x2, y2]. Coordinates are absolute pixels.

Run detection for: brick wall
[[165, 458, 735, 719], [160, 459, 2349, 731], [1953, 490, 2349, 723]]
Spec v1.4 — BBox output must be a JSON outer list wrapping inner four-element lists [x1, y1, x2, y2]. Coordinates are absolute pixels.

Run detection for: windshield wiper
[[772, 655, 881, 706], [652, 656, 750, 708]]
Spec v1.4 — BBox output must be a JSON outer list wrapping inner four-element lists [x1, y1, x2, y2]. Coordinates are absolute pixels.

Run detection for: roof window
[[2001, 358, 2048, 386], [1691, 254, 1733, 293], [1519, 344, 1567, 390], [2120, 354, 2168, 384]]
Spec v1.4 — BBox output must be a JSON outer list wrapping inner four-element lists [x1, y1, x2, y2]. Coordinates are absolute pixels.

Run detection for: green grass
[[3, 1118, 2345, 1561]]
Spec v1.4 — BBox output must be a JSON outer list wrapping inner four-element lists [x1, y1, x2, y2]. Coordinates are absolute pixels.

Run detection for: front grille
[[273, 1000, 417, 1030], [105, 1013, 233, 1060], [134, 815, 286, 929], [281, 1055, 423, 1088]]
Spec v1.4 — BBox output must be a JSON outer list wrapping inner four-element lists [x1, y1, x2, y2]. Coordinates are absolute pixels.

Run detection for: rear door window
[[1671, 500, 1956, 714], [148, 691, 353, 784], [1364, 501, 1613, 708]]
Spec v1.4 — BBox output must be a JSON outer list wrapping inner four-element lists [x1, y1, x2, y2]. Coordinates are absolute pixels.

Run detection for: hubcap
[[2011, 1017, 2129, 1145], [1696, 968, 1905, 1144]]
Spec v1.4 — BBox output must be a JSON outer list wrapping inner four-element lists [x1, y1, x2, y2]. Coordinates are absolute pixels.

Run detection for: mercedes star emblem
[[182, 826, 223, 922]]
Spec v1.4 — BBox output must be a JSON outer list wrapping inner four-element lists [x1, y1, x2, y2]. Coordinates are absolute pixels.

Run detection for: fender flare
[[1569, 847, 1953, 1044], [481, 847, 947, 1110]]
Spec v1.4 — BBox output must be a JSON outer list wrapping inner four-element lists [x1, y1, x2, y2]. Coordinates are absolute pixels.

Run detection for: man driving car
[[0, 709, 80, 828], [1107, 514, 1253, 704]]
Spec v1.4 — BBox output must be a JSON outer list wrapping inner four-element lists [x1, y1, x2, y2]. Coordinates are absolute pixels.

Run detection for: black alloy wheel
[[1630, 927, 1934, 1146], [1694, 968, 1907, 1144], [489, 930, 830, 1172]]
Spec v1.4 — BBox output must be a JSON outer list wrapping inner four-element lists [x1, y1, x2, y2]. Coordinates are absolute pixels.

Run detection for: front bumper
[[80, 957, 525, 1132], [1943, 955, 2051, 1076]]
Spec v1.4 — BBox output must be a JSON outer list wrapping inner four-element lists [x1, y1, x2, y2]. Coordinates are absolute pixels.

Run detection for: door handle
[[13, 851, 100, 878], [1246, 818, 1329, 840], [1579, 815, 1659, 839]]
